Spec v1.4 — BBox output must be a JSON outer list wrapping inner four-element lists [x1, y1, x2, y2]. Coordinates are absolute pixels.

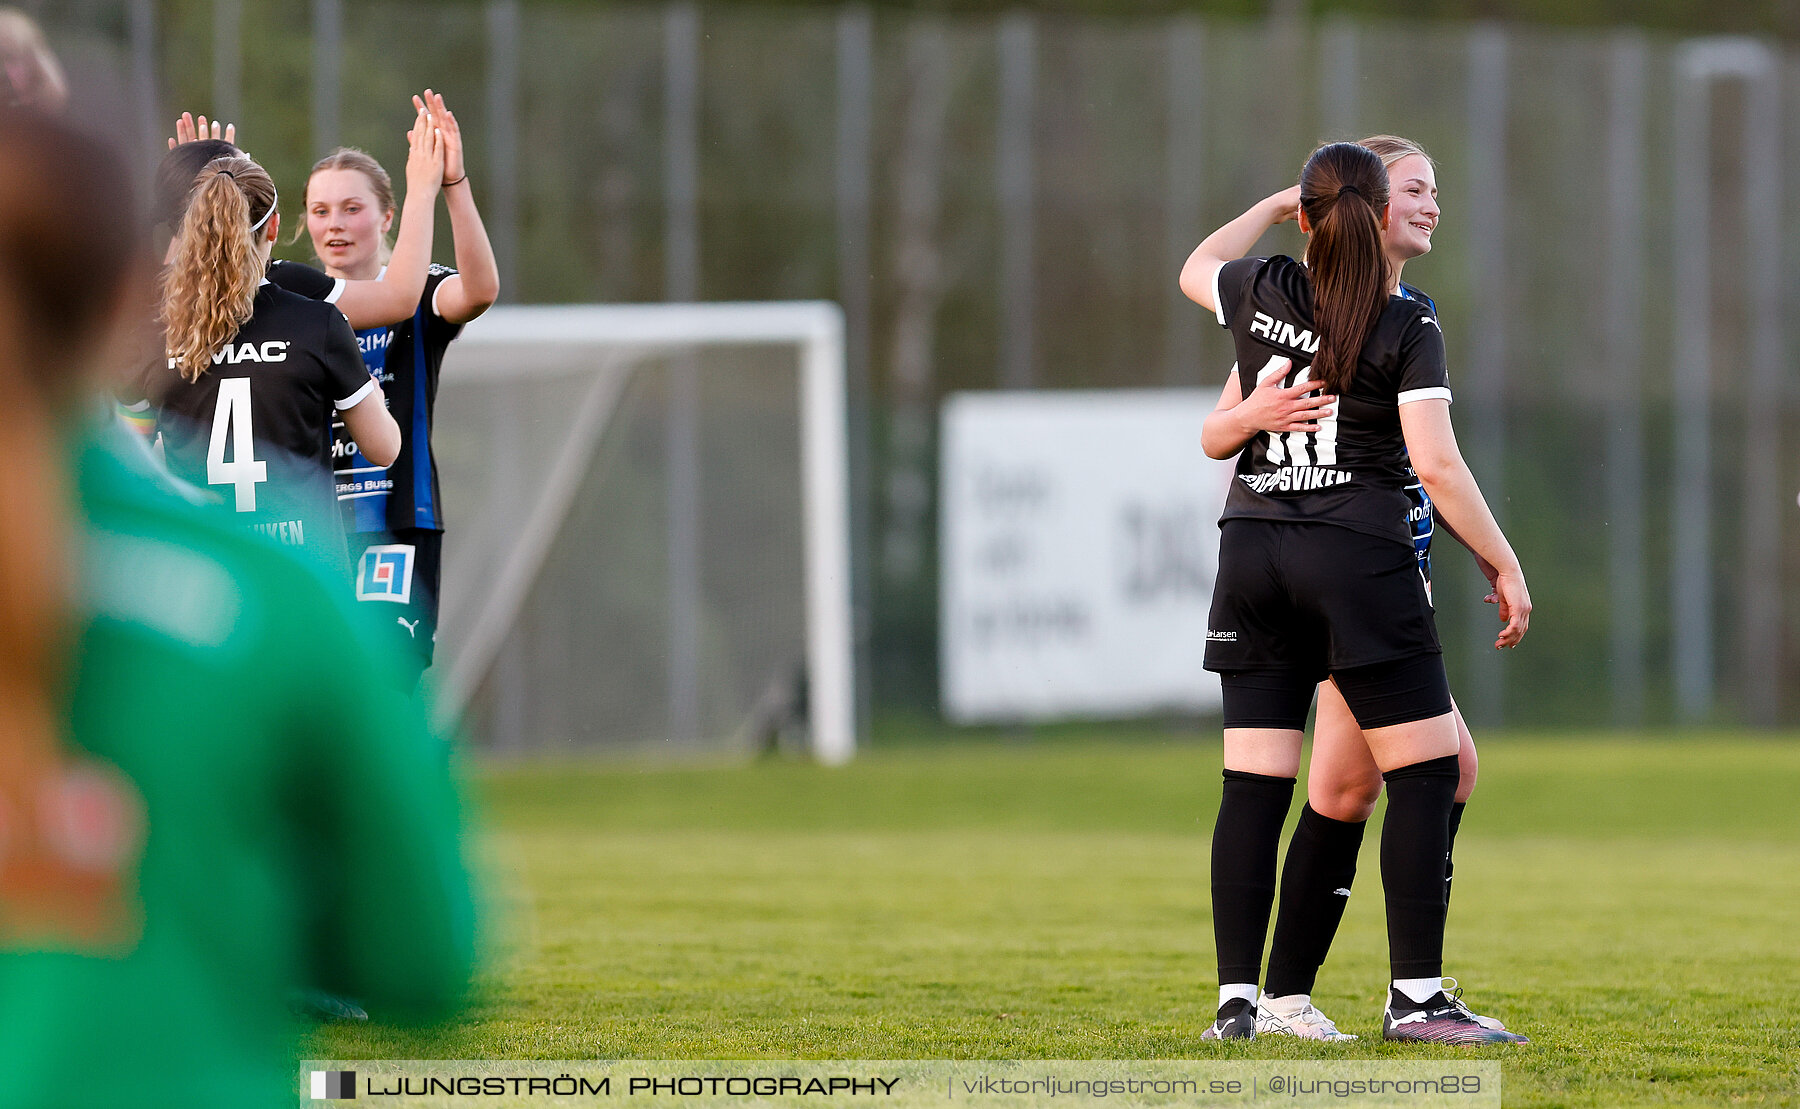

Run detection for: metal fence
[[41, 0, 1800, 728]]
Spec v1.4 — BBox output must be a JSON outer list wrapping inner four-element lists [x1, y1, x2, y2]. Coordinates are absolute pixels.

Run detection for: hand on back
[[1232, 358, 1336, 436]]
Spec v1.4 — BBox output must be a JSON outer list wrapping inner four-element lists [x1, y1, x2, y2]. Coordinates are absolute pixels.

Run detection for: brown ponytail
[[0, 293, 70, 840], [0, 110, 147, 948], [1299, 141, 1392, 394], [160, 155, 276, 381]]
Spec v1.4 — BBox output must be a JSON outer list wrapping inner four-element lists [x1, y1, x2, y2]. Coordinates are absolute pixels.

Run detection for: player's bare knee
[[1311, 777, 1380, 823]]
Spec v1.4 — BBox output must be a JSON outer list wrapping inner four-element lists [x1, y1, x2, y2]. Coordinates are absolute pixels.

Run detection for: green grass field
[[313, 731, 1800, 1107]]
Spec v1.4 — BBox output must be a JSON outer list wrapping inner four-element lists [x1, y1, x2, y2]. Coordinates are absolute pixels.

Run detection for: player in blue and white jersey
[[289, 91, 499, 687]]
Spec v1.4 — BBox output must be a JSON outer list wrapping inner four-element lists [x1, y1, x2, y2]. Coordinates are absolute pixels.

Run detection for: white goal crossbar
[[437, 302, 855, 764]]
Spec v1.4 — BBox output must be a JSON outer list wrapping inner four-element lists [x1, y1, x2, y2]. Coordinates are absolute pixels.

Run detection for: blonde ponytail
[[159, 156, 276, 381]]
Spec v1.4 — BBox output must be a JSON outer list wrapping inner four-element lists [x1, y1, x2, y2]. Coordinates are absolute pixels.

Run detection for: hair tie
[[217, 169, 235, 180], [1337, 184, 1361, 198]]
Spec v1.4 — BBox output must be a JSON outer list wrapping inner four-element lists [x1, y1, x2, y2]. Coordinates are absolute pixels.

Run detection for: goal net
[[429, 303, 853, 764]]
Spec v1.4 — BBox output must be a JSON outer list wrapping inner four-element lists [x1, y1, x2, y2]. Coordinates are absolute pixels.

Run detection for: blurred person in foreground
[[0, 107, 477, 1108], [0, 7, 67, 114]]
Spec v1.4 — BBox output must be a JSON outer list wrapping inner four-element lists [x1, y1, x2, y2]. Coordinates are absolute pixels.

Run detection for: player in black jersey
[[139, 153, 400, 572], [1243, 136, 1509, 1040], [1180, 142, 1530, 1045], [286, 90, 499, 686]]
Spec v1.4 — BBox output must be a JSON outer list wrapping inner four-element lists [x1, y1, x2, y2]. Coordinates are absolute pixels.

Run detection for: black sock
[[1445, 799, 1466, 915], [1211, 769, 1296, 985], [1380, 754, 1459, 980], [1264, 804, 1366, 998]]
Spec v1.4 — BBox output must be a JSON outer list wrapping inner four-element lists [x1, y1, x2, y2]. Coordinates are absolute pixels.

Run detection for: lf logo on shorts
[[356, 544, 415, 604]]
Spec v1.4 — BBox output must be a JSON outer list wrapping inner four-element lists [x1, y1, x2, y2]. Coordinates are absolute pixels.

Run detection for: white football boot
[[1255, 994, 1357, 1041]]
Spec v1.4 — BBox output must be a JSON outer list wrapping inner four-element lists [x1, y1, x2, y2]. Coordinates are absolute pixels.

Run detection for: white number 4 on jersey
[[206, 377, 268, 511]]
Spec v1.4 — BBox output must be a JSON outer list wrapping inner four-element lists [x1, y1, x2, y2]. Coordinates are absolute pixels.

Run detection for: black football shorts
[[349, 526, 442, 685], [1206, 519, 1450, 729]]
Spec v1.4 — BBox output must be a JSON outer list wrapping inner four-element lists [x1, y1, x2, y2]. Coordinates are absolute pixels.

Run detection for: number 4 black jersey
[[143, 282, 374, 555], [1213, 254, 1450, 548]]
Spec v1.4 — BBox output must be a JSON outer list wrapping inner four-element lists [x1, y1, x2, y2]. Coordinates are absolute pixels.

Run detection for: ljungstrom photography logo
[[310, 1070, 356, 1100]]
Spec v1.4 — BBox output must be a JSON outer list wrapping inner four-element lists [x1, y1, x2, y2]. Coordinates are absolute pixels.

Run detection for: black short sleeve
[[422, 264, 466, 342], [320, 309, 377, 409], [1213, 257, 1263, 329], [268, 260, 345, 305], [1395, 310, 1451, 404]]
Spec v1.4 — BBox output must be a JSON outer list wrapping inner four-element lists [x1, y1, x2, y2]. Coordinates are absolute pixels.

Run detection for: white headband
[[249, 184, 278, 233], [216, 169, 276, 233]]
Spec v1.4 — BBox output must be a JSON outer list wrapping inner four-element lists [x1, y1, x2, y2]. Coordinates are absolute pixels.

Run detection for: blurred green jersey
[[0, 419, 477, 1108]]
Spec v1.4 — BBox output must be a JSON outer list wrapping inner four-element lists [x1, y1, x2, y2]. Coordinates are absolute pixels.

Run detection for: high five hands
[[167, 89, 459, 173], [413, 90, 465, 187], [403, 95, 447, 198], [167, 112, 234, 148]]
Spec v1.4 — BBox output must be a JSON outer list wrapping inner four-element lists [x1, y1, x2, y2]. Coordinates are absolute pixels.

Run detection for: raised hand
[[167, 112, 235, 149], [1267, 184, 1303, 226], [403, 100, 445, 201], [414, 90, 464, 186]]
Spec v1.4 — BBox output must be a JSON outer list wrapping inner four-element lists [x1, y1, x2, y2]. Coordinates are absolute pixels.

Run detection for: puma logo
[[397, 616, 420, 638]]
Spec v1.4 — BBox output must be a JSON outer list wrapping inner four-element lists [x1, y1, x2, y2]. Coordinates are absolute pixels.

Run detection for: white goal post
[[434, 302, 855, 764]]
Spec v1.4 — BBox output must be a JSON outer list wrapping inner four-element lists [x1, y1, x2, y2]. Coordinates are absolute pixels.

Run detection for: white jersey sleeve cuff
[[324, 277, 347, 305], [1397, 387, 1453, 405], [335, 377, 378, 410], [1212, 264, 1229, 327], [430, 277, 452, 319]]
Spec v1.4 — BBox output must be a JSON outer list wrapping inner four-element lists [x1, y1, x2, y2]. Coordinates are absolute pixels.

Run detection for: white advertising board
[[940, 389, 1235, 722]]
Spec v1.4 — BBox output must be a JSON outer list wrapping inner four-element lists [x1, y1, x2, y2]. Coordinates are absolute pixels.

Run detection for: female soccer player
[[1180, 141, 1530, 1044], [1250, 136, 1507, 1041], [142, 152, 401, 571], [0, 106, 475, 1109], [296, 89, 499, 684]]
